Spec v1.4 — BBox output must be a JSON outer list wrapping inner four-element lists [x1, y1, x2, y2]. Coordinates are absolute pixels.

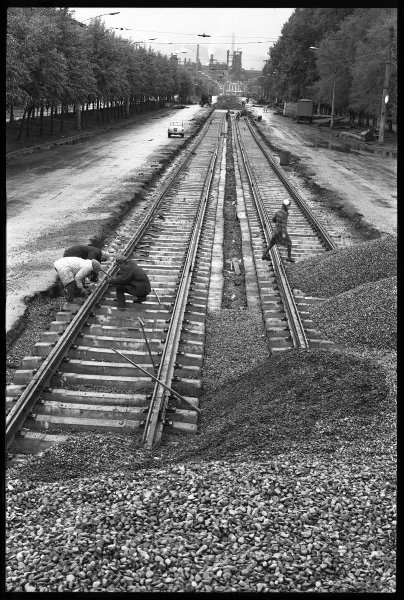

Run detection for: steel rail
[[234, 118, 309, 350], [5, 113, 218, 450], [142, 116, 225, 448], [244, 118, 337, 251]]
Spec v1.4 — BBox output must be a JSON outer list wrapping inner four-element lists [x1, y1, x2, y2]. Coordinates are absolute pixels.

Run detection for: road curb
[[6, 108, 200, 161], [6, 120, 140, 160]]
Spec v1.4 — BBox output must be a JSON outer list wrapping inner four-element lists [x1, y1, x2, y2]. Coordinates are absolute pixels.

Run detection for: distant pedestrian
[[106, 254, 151, 311], [261, 199, 295, 262], [63, 245, 108, 281], [54, 257, 102, 301], [226, 110, 230, 122]]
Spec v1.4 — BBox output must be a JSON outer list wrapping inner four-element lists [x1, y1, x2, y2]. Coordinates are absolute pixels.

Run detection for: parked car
[[168, 121, 184, 138]]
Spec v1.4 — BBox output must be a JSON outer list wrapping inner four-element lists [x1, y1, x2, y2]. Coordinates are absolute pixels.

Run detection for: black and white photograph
[[6, 5, 397, 593]]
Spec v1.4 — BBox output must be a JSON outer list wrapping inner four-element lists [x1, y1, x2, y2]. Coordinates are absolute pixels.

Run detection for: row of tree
[[6, 7, 198, 137], [261, 7, 397, 127]]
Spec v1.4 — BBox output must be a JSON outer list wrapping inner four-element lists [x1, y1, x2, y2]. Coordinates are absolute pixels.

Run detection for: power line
[[114, 27, 278, 39], [150, 41, 275, 45]]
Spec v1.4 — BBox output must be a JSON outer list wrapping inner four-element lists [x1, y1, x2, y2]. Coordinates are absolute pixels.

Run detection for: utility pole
[[379, 29, 394, 144]]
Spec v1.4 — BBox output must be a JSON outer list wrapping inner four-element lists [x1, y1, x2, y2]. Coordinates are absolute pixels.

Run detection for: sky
[[69, 7, 295, 70]]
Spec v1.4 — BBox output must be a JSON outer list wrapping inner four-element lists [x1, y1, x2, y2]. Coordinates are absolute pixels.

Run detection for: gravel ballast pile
[[6, 452, 395, 593], [287, 234, 397, 298], [7, 317, 396, 592], [7, 346, 394, 482], [310, 276, 397, 350], [202, 309, 269, 393], [176, 348, 393, 462]]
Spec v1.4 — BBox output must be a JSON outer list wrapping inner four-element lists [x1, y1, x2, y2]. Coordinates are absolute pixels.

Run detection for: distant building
[[231, 50, 242, 80]]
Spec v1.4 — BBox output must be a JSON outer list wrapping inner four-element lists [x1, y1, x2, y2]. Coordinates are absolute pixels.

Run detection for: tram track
[[233, 116, 338, 353], [7, 111, 341, 455], [6, 112, 226, 453]]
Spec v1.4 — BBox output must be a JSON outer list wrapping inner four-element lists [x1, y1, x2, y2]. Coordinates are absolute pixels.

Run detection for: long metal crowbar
[[111, 348, 201, 412], [138, 317, 157, 373]]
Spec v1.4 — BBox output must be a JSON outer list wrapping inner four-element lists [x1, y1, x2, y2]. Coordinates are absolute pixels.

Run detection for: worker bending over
[[54, 257, 102, 301], [106, 254, 151, 311]]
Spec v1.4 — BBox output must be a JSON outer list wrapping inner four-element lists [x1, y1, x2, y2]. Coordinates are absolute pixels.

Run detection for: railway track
[[7, 111, 341, 456], [232, 117, 338, 352]]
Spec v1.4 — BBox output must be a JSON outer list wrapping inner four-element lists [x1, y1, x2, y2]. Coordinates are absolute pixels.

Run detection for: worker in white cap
[[63, 244, 109, 282], [53, 257, 102, 301], [262, 198, 295, 262]]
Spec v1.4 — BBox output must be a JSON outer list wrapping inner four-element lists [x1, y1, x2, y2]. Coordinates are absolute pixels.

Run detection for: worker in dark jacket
[[63, 245, 108, 281], [107, 254, 151, 311], [261, 199, 296, 262]]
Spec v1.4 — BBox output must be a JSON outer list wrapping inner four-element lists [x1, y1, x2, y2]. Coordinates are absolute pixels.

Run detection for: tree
[[267, 7, 355, 101], [349, 9, 397, 123], [53, 9, 97, 109]]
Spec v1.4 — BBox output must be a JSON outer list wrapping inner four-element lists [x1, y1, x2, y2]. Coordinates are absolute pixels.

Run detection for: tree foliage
[[6, 7, 194, 112], [262, 7, 397, 124]]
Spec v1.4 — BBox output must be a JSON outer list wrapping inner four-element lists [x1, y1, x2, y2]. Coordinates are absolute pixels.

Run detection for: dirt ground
[[6, 104, 397, 335]]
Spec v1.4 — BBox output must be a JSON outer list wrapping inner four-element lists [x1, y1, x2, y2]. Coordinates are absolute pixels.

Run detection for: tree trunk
[[9, 104, 14, 123], [50, 105, 54, 134], [16, 107, 27, 141], [39, 104, 44, 137], [75, 103, 82, 131], [60, 104, 64, 131], [26, 105, 31, 137]]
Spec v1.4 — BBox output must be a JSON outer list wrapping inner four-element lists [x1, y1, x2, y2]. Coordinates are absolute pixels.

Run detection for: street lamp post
[[330, 67, 336, 128]]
